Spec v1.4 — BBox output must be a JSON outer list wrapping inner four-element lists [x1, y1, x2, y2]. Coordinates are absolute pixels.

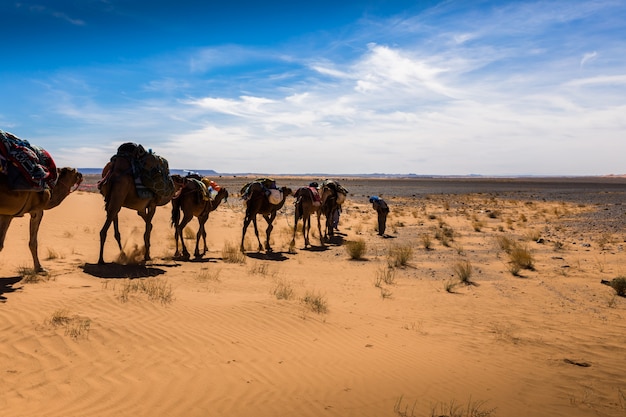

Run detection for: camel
[[320, 180, 348, 241], [240, 182, 293, 253], [290, 186, 323, 249], [0, 167, 83, 273], [171, 177, 229, 260], [98, 145, 183, 264]]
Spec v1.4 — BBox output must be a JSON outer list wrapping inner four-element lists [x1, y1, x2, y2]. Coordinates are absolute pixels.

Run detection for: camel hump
[[0, 130, 58, 191]]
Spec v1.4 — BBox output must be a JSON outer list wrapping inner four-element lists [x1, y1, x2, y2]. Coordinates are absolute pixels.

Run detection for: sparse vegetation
[[48, 309, 91, 340], [453, 260, 473, 285], [604, 277, 626, 297], [116, 277, 174, 304], [421, 233, 433, 250], [495, 235, 515, 254], [388, 244, 413, 267], [222, 241, 246, 263], [345, 239, 367, 260], [508, 243, 535, 275], [272, 278, 294, 300], [375, 266, 396, 286], [393, 396, 495, 417], [444, 278, 459, 293], [302, 290, 328, 314], [17, 266, 51, 283]]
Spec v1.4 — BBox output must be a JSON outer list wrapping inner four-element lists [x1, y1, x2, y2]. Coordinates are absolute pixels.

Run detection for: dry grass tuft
[[117, 277, 174, 304], [508, 243, 535, 275], [272, 278, 295, 300], [345, 239, 367, 260], [453, 259, 474, 285], [420, 233, 433, 250], [375, 266, 396, 286], [222, 241, 246, 263], [48, 309, 91, 340], [388, 244, 413, 267], [17, 266, 51, 283], [302, 290, 328, 314]]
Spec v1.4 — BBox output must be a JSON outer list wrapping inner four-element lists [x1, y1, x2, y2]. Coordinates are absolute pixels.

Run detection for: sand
[[1, 176, 625, 417]]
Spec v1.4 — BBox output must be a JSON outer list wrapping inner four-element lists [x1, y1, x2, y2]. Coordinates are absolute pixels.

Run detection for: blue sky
[[1, 0, 625, 175]]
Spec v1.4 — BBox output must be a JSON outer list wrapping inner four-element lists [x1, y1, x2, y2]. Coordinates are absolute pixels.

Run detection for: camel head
[[46, 167, 82, 210]]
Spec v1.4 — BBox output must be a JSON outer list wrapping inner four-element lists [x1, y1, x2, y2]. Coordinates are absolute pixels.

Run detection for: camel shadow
[[172, 256, 218, 264], [302, 245, 329, 252], [81, 263, 167, 279], [324, 235, 345, 246], [245, 252, 289, 262], [0, 276, 23, 303]]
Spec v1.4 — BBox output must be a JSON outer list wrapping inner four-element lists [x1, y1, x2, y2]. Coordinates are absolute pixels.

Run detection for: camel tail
[[171, 198, 181, 227], [294, 196, 303, 221]]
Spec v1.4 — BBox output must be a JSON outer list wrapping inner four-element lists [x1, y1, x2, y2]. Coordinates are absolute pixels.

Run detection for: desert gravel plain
[[1, 174, 625, 417]]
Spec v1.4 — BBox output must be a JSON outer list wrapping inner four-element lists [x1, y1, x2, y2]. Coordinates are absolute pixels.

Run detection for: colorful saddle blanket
[[0, 130, 58, 191]]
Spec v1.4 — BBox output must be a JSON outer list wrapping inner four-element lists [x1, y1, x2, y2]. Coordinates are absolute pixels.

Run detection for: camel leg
[[171, 198, 183, 258], [0, 215, 13, 253], [252, 216, 263, 252], [28, 211, 46, 273], [316, 211, 325, 247], [176, 211, 194, 260], [139, 207, 156, 262], [113, 215, 122, 250], [241, 217, 249, 252], [263, 213, 275, 252], [303, 214, 310, 248], [99, 214, 115, 264], [291, 205, 300, 249], [195, 214, 209, 258]]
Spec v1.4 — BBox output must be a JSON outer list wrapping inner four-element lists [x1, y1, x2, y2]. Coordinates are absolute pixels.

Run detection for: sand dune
[[1, 178, 625, 417]]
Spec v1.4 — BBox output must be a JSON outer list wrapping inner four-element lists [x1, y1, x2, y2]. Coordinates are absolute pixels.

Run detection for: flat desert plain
[[1, 175, 625, 417]]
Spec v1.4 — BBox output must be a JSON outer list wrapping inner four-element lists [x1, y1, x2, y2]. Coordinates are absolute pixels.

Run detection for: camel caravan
[[1, 133, 349, 271]]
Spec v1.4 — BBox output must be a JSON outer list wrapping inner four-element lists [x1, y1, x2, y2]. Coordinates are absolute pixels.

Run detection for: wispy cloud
[[28, 4, 85, 26], [7, 0, 626, 175]]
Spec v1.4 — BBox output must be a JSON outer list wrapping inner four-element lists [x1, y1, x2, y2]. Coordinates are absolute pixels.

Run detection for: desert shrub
[[508, 243, 534, 274], [435, 226, 454, 247], [222, 241, 246, 263], [495, 235, 514, 253], [472, 220, 485, 232], [453, 260, 473, 285], [272, 278, 294, 300], [524, 229, 541, 242], [444, 278, 459, 293], [48, 309, 91, 340], [375, 266, 396, 286], [606, 277, 626, 297], [302, 290, 328, 314], [388, 244, 413, 267], [421, 234, 433, 250], [345, 239, 367, 260], [117, 277, 174, 304]]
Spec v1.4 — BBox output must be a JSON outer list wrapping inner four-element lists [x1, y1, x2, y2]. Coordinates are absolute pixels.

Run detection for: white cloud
[[580, 51, 598, 67]]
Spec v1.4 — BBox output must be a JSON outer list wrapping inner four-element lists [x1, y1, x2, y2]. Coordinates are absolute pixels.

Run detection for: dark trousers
[[377, 211, 387, 235]]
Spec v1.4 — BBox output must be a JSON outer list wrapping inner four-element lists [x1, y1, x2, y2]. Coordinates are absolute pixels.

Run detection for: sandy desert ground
[[1, 175, 625, 417]]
